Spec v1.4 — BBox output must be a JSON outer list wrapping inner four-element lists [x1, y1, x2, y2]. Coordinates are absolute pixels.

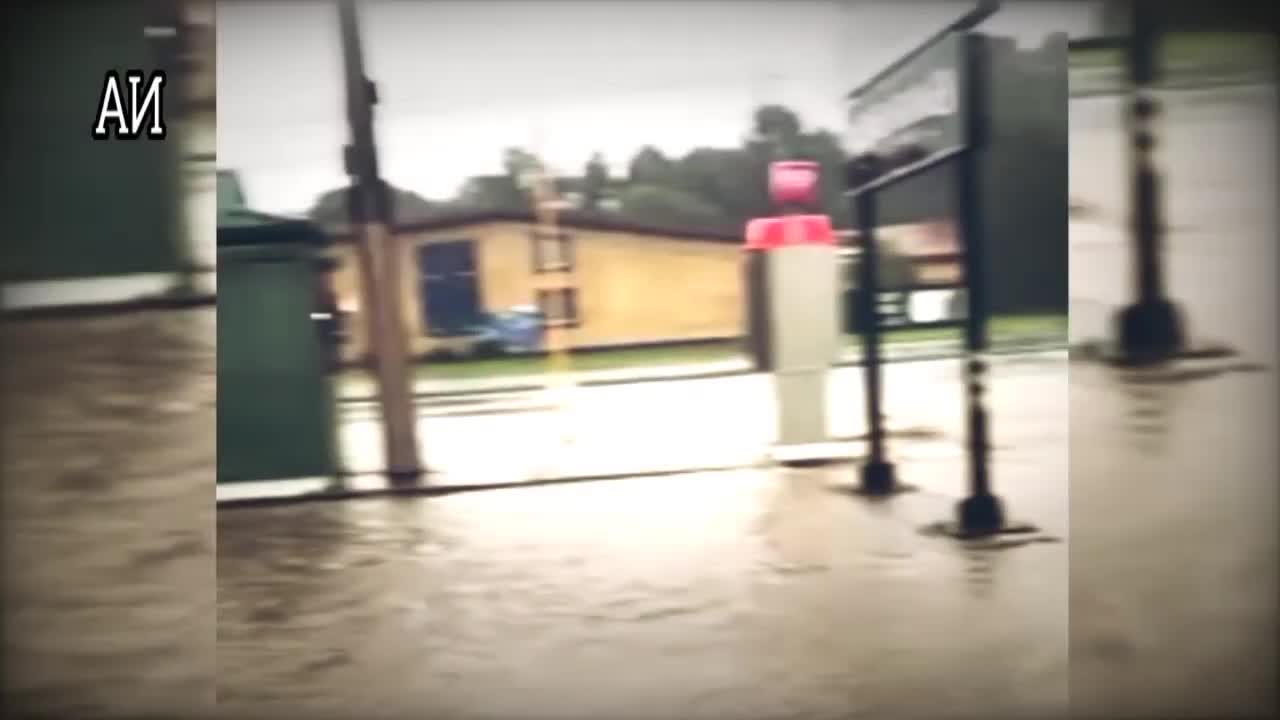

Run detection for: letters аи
[[92, 70, 167, 140]]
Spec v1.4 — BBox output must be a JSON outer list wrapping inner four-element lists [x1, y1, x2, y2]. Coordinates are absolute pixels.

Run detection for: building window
[[531, 229, 574, 273], [418, 240, 483, 337], [537, 287, 580, 326]]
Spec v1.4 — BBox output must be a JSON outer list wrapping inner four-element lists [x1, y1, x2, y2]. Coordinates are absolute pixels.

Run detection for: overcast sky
[[217, 1, 1101, 214]]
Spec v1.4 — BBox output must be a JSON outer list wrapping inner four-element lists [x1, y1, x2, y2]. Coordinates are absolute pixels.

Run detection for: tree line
[[306, 100, 1065, 316], [308, 104, 846, 235]]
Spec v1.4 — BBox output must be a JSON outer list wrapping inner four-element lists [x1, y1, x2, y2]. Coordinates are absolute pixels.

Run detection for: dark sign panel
[[845, 32, 969, 159], [846, 149, 958, 233]]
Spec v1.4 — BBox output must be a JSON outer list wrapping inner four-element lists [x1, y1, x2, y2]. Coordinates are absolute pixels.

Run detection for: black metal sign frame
[[843, 27, 1005, 533]]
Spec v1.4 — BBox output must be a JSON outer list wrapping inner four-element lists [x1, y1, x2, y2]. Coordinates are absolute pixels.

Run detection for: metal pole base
[[387, 468, 424, 487], [859, 459, 898, 496], [1115, 297, 1186, 365], [956, 491, 1006, 537]]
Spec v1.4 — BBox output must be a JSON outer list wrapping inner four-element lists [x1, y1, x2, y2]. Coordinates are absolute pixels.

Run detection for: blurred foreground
[[1, 310, 217, 718]]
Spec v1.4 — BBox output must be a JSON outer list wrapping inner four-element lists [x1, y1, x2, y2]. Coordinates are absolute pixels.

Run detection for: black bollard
[[853, 178, 897, 495], [956, 355, 1005, 534], [953, 90, 1006, 536], [1114, 0, 1186, 364]]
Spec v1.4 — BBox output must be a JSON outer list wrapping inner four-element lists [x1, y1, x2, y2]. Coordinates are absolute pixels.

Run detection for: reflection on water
[[0, 309, 217, 718], [1069, 83, 1278, 718], [1115, 372, 1182, 455], [1070, 84, 1278, 360]]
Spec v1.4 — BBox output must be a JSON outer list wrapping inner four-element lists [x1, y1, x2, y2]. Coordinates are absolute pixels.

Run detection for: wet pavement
[[0, 80, 1274, 718], [334, 353, 1064, 485], [218, 352, 1070, 719], [215, 82, 1278, 718], [1, 308, 217, 718], [1068, 83, 1278, 717]]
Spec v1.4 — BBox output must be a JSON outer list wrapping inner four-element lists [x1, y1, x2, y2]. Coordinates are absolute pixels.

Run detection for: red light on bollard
[[744, 215, 835, 250], [768, 161, 821, 209]]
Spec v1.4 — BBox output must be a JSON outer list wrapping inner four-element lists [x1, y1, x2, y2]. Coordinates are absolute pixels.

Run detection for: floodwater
[[218, 353, 1071, 720], [0, 82, 1275, 719], [0, 309, 217, 718], [1068, 83, 1279, 717]]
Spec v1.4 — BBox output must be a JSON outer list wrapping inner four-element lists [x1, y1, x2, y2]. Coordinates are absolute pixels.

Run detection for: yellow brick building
[[328, 210, 745, 363]]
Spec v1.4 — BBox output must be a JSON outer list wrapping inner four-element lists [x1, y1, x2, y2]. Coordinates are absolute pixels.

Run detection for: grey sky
[[217, 1, 1101, 213]]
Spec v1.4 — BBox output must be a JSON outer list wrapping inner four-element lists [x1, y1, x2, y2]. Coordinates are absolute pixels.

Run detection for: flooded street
[[0, 80, 1273, 718], [1, 309, 217, 718], [1068, 83, 1279, 717], [218, 353, 1070, 719]]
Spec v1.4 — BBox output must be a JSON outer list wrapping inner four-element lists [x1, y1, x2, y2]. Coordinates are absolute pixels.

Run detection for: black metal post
[[954, 154, 1002, 533], [1115, 0, 1185, 364], [338, 0, 422, 484], [855, 189, 896, 494], [954, 34, 1004, 536]]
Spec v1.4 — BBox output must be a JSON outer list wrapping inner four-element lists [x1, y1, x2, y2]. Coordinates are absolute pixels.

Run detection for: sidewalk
[[336, 334, 1068, 402], [222, 347, 1069, 508]]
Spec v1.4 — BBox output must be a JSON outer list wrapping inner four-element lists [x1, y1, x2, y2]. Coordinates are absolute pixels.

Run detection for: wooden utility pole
[[337, 0, 422, 483]]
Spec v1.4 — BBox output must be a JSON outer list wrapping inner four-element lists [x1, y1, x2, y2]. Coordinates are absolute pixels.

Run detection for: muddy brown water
[[1, 83, 1275, 719]]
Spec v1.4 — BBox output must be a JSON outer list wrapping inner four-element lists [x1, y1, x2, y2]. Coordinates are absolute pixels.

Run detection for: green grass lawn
[[386, 313, 1068, 382], [1070, 32, 1277, 74]]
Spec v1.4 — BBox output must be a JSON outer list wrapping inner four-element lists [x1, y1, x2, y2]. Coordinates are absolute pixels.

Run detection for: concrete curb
[[216, 463, 762, 510]]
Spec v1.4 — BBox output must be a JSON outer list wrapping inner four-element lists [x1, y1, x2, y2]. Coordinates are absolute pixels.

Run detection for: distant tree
[[450, 147, 547, 211], [455, 106, 854, 232], [456, 175, 526, 211], [636, 105, 852, 229], [627, 146, 677, 186], [307, 183, 437, 231], [673, 147, 761, 223], [581, 152, 610, 211], [751, 104, 802, 155], [503, 147, 542, 185], [616, 183, 730, 231]]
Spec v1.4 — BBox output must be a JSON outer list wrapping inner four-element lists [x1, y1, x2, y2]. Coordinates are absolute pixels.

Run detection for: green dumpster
[[2, 3, 184, 283], [217, 205, 339, 483]]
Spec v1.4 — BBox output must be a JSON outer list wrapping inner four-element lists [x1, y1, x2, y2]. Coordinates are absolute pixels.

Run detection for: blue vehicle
[[446, 305, 545, 359], [491, 305, 546, 353]]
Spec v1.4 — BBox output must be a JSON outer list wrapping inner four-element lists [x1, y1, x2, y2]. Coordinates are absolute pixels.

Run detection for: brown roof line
[[328, 208, 744, 244]]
